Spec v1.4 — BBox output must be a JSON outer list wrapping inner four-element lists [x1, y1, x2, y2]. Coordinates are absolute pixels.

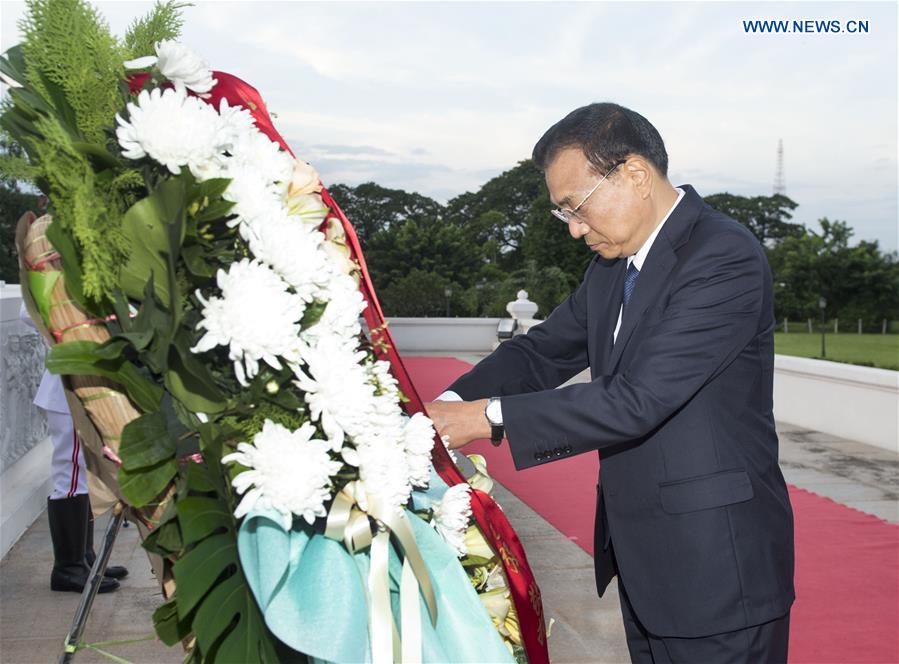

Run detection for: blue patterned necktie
[[623, 262, 640, 307]]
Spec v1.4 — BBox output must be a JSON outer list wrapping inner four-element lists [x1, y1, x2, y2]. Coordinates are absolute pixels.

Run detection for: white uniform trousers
[[45, 410, 88, 500]]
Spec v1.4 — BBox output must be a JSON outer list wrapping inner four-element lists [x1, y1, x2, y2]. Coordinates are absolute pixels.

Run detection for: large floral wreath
[[3, 1, 548, 662]]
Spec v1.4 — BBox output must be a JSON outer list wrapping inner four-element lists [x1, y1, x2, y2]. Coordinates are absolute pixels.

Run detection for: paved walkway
[[2, 345, 896, 664]]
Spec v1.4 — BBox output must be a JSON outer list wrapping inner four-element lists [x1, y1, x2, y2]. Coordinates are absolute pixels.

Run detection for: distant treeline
[[330, 161, 899, 327], [2, 158, 896, 327]]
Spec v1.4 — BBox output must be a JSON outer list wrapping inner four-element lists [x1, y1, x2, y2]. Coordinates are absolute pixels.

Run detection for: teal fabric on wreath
[[237, 494, 515, 663]]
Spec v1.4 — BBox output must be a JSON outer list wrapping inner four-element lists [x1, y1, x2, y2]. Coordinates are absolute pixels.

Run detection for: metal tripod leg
[[59, 502, 126, 663]]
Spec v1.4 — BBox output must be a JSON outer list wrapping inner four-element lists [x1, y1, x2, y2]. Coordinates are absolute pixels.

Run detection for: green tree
[[444, 159, 545, 263], [328, 182, 443, 246], [365, 216, 482, 292], [767, 218, 899, 325], [704, 193, 803, 246], [0, 137, 40, 283]]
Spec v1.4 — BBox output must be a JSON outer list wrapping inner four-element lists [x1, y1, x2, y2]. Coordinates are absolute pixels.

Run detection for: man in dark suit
[[426, 102, 795, 663]]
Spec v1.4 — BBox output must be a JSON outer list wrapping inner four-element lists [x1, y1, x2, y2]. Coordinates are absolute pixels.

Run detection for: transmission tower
[[773, 138, 786, 196]]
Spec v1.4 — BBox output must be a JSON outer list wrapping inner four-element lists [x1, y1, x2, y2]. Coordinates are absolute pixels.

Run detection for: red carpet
[[407, 356, 899, 664]]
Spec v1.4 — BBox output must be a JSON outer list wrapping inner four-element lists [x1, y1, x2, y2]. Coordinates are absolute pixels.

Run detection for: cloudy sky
[[2, 1, 896, 249]]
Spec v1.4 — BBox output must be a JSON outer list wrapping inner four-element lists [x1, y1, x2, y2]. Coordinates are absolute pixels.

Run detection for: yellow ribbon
[[325, 486, 373, 553], [369, 527, 392, 664], [324, 482, 438, 663]]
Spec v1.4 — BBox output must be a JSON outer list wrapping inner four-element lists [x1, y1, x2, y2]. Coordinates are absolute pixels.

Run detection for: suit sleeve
[[447, 258, 596, 400], [501, 230, 767, 469]]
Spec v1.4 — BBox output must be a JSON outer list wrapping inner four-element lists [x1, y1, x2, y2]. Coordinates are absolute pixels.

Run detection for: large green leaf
[[35, 69, 80, 138], [165, 332, 226, 414], [118, 456, 177, 507], [142, 509, 183, 557], [152, 598, 193, 647], [119, 411, 177, 471], [172, 532, 235, 618], [45, 340, 163, 412], [0, 44, 27, 86], [177, 496, 230, 547], [194, 572, 281, 662], [45, 217, 97, 316], [118, 176, 187, 305]]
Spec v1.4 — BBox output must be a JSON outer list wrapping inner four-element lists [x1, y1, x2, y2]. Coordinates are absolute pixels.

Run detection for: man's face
[[545, 147, 647, 260]]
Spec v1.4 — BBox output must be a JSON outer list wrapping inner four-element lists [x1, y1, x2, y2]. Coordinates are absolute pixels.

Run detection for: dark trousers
[[606, 537, 790, 664], [616, 574, 790, 664]]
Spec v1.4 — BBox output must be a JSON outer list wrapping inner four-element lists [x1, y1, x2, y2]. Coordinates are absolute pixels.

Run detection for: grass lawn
[[774, 333, 899, 371]]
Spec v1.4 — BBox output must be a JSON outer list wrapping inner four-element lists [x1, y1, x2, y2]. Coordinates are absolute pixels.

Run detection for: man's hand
[[425, 399, 491, 450]]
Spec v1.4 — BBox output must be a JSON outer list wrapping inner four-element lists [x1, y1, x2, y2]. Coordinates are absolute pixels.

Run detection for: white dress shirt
[[437, 187, 686, 425]]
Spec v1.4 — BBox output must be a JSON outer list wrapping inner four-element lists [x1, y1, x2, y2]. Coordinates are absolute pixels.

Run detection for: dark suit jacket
[[448, 185, 795, 638]]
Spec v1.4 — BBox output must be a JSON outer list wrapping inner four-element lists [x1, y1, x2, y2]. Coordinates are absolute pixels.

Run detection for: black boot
[[47, 495, 119, 593], [85, 506, 129, 580]]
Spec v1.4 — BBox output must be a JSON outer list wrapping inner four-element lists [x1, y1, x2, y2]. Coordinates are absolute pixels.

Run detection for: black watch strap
[[486, 398, 504, 447]]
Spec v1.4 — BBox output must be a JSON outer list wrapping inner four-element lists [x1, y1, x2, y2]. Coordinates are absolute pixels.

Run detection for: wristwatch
[[485, 397, 504, 447]]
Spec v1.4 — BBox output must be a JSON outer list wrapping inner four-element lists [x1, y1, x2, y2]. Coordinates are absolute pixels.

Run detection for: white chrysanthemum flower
[[191, 259, 304, 385], [221, 159, 286, 229], [116, 87, 229, 176], [229, 128, 295, 193], [441, 435, 459, 464], [292, 337, 375, 450], [355, 431, 412, 514], [300, 273, 366, 344], [369, 360, 399, 398], [403, 412, 436, 489], [155, 40, 217, 95], [432, 483, 472, 557], [242, 212, 334, 301], [223, 420, 342, 529], [217, 99, 257, 146]]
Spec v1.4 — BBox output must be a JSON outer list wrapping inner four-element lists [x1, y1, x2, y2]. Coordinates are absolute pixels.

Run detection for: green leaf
[[118, 456, 177, 507], [0, 45, 27, 85], [93, 338, 130, 361], [181, 245, 217, 278], [152, 598, 192, 647], [118, 177, 187, 305], [45, 340, 163, 412], [194, 199, 235, 224], [177, 496, 230, 546], [194, 572, 281, 662], [35, 70, 80, 138], [45, 216, 96, 316], [301, 301, 328, 328], [113, 328, 155, 352], [172, 532, 234, 618], [165, 332, 226, 414], [7, 87, 52, 119], [185, 459, 217, 493], [188, 177, 231, 205], [72, 141, 121, 170], [119, 411, 177, 471], [142, 515, 183, 557]]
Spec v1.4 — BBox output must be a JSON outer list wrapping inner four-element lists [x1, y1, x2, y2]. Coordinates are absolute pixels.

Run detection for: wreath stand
[[59, 502, 126, 663]]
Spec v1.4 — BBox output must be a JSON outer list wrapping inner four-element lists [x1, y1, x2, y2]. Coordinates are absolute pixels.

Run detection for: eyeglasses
[[550, 160, 625, 224]]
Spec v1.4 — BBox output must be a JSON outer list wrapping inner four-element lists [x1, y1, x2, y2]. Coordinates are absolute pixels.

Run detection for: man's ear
[[623, 157, 654, 199]]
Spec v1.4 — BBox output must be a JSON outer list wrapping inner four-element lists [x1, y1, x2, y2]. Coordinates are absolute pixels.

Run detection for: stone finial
[[507, 289, 538, 320]]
